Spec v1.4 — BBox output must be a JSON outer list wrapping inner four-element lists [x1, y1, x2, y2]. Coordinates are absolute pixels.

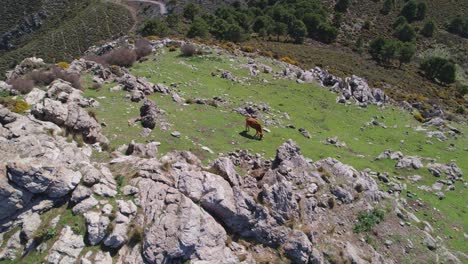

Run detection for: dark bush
[[105, 48, 137, 67], [135, 39, 152, 59], [8, 78, 34, 94], [23, 66, 82, 90], [180, 44, 197, 57], [421, 57, 456, 84], [187, 17, 209, 39], [51, 67, 82, 90], [140, 18, 169, 37], [334, 0, 350, 13], [447, 16, 468, 38], [380, 0, 393, 15], [84, 55, 109, 67], [28, 70, 55, 86], [394, 23, 416, 42], [421, 20, 436, 37]]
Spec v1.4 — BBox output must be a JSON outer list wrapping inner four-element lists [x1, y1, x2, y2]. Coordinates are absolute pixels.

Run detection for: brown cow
[[245, 116, 264, 140]]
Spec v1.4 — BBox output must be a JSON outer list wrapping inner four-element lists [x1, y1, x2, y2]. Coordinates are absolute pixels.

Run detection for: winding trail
[[126, 0, 168, 15]]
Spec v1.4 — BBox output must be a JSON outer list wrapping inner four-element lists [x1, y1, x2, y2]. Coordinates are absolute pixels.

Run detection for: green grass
[[82, 48, 467, 253]]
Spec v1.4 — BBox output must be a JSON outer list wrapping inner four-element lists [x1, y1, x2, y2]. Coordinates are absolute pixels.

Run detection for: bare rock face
[[46, 226, 85, 264]]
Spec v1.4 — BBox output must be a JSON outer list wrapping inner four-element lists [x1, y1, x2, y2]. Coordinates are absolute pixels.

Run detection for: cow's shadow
[[239, 130, 259, 140]]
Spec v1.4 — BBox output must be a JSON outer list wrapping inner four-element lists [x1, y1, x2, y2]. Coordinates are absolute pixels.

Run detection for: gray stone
[[47, 226, 85, 264], [72, 196, 99, 215], [71, 185, 92, 204], [84, 211, 109, 245]]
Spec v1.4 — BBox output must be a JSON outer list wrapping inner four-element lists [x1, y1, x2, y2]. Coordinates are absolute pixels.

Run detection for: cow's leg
[[245, 122, 250, 131]]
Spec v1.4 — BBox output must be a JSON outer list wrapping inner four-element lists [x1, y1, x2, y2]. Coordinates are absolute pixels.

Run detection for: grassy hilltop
[[81, 47, 467, 254]]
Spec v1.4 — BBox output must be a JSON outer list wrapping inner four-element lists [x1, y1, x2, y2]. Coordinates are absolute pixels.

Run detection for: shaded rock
[[84, 211, 109, 245]]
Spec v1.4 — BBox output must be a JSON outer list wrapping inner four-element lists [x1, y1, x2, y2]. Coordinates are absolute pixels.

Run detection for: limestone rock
[[84, 211, 110, 245], [47, 226, 85, 264]]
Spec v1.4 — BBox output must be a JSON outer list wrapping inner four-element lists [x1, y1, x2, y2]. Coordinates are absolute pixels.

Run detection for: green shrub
[[141, 18, 169, 37], [353, 209, 385, 233], [115, 175, 125, 188]]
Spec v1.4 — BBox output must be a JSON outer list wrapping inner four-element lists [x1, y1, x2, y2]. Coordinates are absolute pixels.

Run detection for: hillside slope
[[0, 39, 465, 263], [0, 0, 134, 77]]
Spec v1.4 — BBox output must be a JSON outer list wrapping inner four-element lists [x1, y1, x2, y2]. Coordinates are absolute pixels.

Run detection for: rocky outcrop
[[32, 98, 107, 144], [118, 74, 155, 95], [292, 66, 389, 106]]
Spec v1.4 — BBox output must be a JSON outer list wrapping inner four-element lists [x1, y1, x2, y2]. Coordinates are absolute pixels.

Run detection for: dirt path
[[126, 0, 168, 15]]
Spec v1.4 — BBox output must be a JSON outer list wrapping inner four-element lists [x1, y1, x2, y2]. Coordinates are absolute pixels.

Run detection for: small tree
[[369, 37, 386, 61], [381, 0, 393, 15], [272, 22, 288, 41], [421, 20, 436, 37], [421, 57, 456, 84], [381, 40, 399, 63], [393, 16, 408, 29], [398, 42, 416, 67], [400, 0, 417, 22], [447, 16, 468, 38], [183, 3, 201, 21], [302, 13, 323, 37], [141, 19, 169, 37], [288, 20, 308, 43], [416, 2, 427, 20], [316, 23, 338, 43], [166, 13, 180, 29], [354, 36, 364, 54], [334, 0, 350, 13], [225, 24, 245, 42], [394, 23, 416, 42], [187, 17, 209, 39]]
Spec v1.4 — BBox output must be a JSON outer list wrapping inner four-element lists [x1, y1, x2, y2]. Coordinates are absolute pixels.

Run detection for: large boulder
[[7, 161, 81, 198]]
